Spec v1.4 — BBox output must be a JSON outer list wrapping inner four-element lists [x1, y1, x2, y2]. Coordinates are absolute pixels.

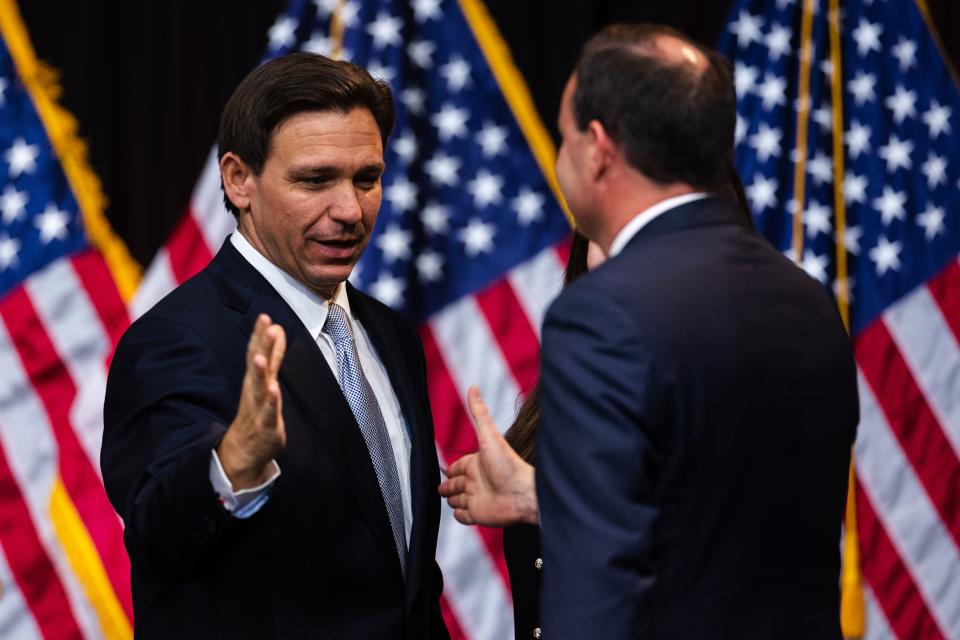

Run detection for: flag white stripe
[[863, 583, 896, 640], [130, 248, 178, 320], [855, 369, 960, 638], [883, 284, 960, 460], [190, 149, 235, 251], [25, 261, 111, 480], [436, 496, 514, 640], [0, 320, 103, 640], [429, 296, 521, 433], [507, 245, 566, 339], [0, 546, 43, 639]]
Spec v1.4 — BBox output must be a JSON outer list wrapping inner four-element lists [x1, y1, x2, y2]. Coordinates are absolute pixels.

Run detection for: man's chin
[[302, 265, 357, 297]]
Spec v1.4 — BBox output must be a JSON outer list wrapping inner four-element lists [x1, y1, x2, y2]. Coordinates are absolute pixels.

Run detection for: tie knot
[[324, 302, 354, 345]]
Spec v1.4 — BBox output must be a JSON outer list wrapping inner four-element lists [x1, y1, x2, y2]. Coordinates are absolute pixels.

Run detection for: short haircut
[[218, 52, 395, 218], [572, 24, 736, 191]]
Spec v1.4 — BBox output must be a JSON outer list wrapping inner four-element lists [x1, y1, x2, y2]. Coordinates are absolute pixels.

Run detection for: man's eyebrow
[[288, 162, 385, 177]]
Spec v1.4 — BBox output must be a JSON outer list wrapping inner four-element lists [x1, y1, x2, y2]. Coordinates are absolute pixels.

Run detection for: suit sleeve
[[536, 284, 662, 639], [102, 316, 249, 581]]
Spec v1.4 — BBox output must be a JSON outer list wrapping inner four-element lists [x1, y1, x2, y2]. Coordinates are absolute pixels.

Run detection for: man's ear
[[587, 120, 617, 182], [220, 152, 255, 213]]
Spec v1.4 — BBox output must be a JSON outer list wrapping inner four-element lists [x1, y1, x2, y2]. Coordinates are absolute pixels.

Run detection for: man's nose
[[327, 182, 363, 225]]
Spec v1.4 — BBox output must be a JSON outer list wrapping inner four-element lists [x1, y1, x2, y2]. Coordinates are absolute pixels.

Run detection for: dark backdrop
[[18, 0, 960, 267]]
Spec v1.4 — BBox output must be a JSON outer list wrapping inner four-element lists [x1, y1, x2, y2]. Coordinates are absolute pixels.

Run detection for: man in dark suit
[[102, 53, 447, 639], [537, 25, 858, 638]]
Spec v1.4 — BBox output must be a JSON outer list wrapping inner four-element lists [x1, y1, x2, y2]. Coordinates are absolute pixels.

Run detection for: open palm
[[438, 387, 538, 527]]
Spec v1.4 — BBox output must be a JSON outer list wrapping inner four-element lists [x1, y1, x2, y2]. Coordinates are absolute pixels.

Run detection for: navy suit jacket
[[102, 239, 448, 639], [537, 196, 858, 639]]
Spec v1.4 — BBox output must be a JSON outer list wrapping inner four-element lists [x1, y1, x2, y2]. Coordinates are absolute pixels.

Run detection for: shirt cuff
[[209, 450, 280, 519]]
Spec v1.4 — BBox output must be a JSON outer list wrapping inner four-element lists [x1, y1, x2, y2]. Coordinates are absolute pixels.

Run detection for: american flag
[[719, 0, 960, 638], [0, 2, 135, 638], [132, 0, 572, 638]]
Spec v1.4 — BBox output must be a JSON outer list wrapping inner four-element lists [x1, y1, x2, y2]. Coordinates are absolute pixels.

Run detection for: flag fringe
[[458, 0, 573, 227], [0, 0, 141, 302]]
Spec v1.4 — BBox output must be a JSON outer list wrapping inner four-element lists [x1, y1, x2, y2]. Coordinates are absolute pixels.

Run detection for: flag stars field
[[885, 85, 918, 124], [869, 236, 902, 275], [4, 138, 40, 178], [0, 233, 19, 270], [458, 218, 495, 257], [0, 185, 27, 223], [878, 134, 913, 173], [851, 17, 883, 56], [466, 170, 503, 209], [376, 225, 413, 264], [476, 123, 509, 158], [392, 132, 418, 165], [431, 103, 469, 140], [34, 204, 70, 244], [922, 101, 952, 138]]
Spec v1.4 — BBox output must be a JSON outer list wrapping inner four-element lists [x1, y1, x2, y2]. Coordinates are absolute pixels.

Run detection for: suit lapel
[[209, 240, 405, 587], [348, 285, 431, 599]]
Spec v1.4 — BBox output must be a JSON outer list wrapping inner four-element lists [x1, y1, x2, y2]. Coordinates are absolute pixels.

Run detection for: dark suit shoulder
[[132, 268, 224, 329]]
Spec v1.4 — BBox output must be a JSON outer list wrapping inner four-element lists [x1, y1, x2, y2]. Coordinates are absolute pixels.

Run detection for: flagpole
[[825, 0, 865, 636]]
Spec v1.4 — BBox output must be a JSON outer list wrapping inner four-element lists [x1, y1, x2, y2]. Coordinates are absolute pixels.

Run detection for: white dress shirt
[[607, 192, 711, 258], [209, 232, 413, 544]]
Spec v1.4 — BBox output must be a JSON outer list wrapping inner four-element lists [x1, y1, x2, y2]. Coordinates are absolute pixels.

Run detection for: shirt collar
[[607, 192, 711, 258], [230, 231, 352, 340]]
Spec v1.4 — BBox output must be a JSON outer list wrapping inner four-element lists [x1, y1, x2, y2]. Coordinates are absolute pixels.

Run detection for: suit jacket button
[[534, 558, 543, 570], [533, 628, 542, 638]]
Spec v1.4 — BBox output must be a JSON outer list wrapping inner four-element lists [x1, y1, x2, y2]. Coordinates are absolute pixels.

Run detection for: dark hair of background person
[[505, 231, 590, 463], [572, 23, 736, 192], [724, 164, 755, 228], [217, 52, 395, 220]]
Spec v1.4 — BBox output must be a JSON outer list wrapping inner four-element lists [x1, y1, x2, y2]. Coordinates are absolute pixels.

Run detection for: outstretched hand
[[438, 386, 539, 527], [217, 314, 287, 489]]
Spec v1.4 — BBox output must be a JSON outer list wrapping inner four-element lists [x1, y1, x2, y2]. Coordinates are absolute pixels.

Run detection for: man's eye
[[355, 174, 381, 188]]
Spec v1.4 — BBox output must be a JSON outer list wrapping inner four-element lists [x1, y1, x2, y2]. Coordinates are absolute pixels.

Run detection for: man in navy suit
[[537, 25, 858, 638], [102, 53, 447, 639]]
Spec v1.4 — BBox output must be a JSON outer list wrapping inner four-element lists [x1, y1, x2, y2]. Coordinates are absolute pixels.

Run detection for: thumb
[[466, 386, 499, 446]]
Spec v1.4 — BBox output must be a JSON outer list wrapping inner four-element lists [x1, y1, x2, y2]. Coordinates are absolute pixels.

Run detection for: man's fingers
[[267, 325, 286, 380], [446, 493, 468, 510], [466, 386, 499, 445], [437, 474, 465, 497], [246, 314, 271, 366], [453, 509, 474, 526], [446, 453, 475, 478]]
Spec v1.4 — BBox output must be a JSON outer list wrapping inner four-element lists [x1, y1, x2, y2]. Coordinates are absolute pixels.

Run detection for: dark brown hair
[[505, 231, 590, 463], [572, 24, 736, 191], [218, 52, 395, 219]]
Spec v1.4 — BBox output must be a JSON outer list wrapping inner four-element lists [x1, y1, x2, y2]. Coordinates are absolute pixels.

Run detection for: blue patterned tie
[[324, 302, 407, 575]]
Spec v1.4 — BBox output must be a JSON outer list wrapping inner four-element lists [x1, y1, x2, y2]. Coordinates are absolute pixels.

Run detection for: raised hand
[[217, 314, 287, 489], [438, 386, 539, 527]]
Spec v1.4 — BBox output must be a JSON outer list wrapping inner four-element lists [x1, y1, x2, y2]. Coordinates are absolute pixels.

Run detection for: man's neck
[[595, 181, 698, 254]]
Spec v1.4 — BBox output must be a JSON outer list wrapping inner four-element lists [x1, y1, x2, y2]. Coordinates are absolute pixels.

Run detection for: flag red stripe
[[926, 259, 960, 347], [0, 438, 83, 639], [439, 594, 469, 640], [0, 288, 134, 620], [855, 321, 960, 546], [419, 325, 512, 593], [166, 209, 214, 285], [475, 280, 540, 396], [856, 480, 946, 639], [70, 250, 131, 356], [553, 235, 572, 274]]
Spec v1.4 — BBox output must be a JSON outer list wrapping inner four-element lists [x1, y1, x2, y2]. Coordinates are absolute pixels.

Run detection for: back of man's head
[[573, 24, 736, 191], [218, 52, 395, 219]]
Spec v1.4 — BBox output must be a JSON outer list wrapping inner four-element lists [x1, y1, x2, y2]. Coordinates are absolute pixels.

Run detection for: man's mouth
[[310, 238, 361, 259]]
